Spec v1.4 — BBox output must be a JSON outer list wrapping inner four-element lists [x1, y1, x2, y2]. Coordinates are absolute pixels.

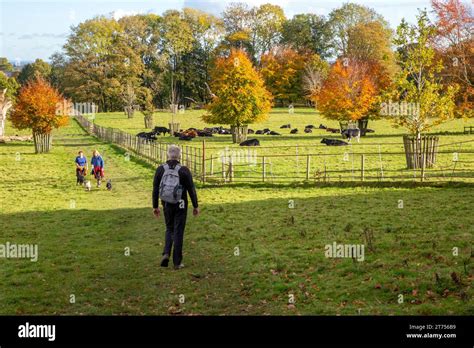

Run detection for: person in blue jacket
[[75, 150, 88, 185], [91, 149, 105, 187]]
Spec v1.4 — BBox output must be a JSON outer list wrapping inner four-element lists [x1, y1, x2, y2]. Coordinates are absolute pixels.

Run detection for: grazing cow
[[154, 126, 170, 135], [341, 128, 361, 142], [239, 138, 260, 146], [255, 130, 264, 134], [263, 128, 270, 133], [247, 129, 255, 134], [137, 131, 157, 141], [219, 128, 231, 135], [197, 130, 213, 137], [269, 131, 281, 135], [290, 128, 298, 134], [321, 138, 348, 146], [326, 127, 339, 133], [305, 125, 315, 129], [319, 124, 327, 129], [304, 128, 312, 133], [280, 124, 291, 129]]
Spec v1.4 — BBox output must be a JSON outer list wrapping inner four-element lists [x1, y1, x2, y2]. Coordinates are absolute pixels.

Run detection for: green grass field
[[91, 108, 474, 183], [0, 111, 473, 315]]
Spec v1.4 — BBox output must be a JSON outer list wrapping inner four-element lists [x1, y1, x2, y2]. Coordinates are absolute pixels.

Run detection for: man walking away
[[152, 145, 199, 270]]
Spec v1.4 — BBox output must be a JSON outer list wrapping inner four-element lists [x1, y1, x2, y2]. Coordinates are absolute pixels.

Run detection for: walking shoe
[[174, 263, 184, 270], [160, 254, 170, 267]]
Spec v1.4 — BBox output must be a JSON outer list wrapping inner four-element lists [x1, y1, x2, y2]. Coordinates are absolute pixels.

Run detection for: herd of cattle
[[136, 123, 375, 146]]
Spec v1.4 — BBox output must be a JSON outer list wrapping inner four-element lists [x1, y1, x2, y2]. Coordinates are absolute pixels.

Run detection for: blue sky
[[0, 0, 443, 63]]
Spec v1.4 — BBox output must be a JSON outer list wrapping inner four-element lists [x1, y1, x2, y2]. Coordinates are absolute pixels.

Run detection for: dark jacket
[[152, 160, 198, 209]]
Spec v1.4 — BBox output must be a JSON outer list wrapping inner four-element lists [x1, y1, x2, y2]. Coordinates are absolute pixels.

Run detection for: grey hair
[[167, 145, 181, 160]]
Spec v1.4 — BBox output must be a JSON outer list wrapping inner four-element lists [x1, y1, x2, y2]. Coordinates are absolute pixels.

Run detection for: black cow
[[280, 124, 291, 129], [197, 130, 213, 137], [326, 127, 339, 133], [154, 126, 170, 135], [269, 131, 281, 135], [305, 125, 315, 129], [319, 124, 327, 129], [290, 128, 298, 134], [240, 138, 260, 146], [321, 138, 348, 146], [255, 130, 264, 134], [247, 129, 255, 134], [304, 128, 312, 133], [341, 128, 360, 142]]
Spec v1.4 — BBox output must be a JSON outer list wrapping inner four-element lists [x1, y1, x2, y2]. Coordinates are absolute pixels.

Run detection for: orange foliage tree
[[203, 49, 273, 142], [431, 0, 474, 117], [311, 59, 377, 122], [10, 78, 69, 153], [260, 47, 308, 106]]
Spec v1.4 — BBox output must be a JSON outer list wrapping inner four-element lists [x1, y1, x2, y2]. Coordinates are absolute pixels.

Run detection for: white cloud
[[110, 9, 143, 20]]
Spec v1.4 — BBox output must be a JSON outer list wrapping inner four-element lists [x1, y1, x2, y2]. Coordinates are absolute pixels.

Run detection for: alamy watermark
[[218, 146, 257, 165], [324, 242, 365, 262], [0, 242, 38, 262], [380, 101, 420, 117], [56, 101, 97, 118]]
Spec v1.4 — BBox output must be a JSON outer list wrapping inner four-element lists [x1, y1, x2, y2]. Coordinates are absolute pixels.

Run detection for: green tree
[[0, 58, 14, 73], [17, 59, 52, 85], [327, 3, 389, 57], [390, 11, 458, 138], [281, 14, 332, 58], [0, 72, 20, 100]]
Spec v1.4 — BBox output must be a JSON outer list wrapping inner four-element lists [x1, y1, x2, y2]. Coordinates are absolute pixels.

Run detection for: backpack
[[159, 163, 183, 204]]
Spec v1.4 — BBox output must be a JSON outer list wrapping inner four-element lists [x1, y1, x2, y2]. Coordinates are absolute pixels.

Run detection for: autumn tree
[[391, 11, 458, 139], [260, 47, 308, 105], [203, 49, 273, 143], [431, 0, 474, 117], [312, 59, 377, 122], [10, 78, 69, 153], [327, 3, 389, 57]]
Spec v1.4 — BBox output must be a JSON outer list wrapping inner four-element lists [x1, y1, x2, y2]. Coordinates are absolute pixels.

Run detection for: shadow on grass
[[1, 186, 473, 315]]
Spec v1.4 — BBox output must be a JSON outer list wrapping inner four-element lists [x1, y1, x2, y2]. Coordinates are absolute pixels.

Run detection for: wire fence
[[75, 115, 474, 184]]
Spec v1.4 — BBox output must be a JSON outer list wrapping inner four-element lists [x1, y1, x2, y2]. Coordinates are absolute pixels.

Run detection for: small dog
[[84, 180, 92, 191], [106, 179, 112, 191]]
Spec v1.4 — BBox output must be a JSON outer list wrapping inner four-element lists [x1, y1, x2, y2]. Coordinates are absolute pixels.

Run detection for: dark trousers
[[163, 202, 188, 266]]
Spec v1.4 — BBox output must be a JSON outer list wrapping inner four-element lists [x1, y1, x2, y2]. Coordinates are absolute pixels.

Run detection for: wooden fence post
[[229, 156, 233, 183], [306, 155, 310, 180], [262, 156, 266, 182], [361, 154, 365, 181], [210, 155, 214, 176], [201, 141, 206, 182]]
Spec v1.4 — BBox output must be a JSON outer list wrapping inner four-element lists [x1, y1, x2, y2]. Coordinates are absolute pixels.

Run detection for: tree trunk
[[125, 106, 134, 119], [168, 122, 180, 135], [357, 117, 369, 136], [403, 134, 439, 169], [144, 115, 154, 129], [231, 125, 248, 143], [33, 132, 53, 153]]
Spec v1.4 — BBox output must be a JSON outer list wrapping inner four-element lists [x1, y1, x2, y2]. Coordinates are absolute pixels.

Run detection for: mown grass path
[[0, 119, 473, 315]]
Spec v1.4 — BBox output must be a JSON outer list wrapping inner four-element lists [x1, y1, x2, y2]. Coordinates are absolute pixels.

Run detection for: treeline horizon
[[0, 0, 472, 116]]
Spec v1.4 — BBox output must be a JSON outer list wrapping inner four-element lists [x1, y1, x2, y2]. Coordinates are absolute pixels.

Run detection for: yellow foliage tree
[[203, 49, 273, 142]]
